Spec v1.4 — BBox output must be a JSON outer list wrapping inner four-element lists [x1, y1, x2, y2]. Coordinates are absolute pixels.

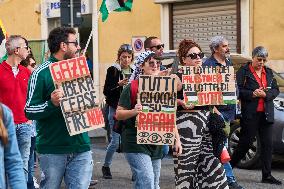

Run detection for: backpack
[[112, 80, 138, 134]]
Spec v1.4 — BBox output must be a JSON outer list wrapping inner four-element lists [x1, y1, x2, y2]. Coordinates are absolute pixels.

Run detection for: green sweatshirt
[[25, 56, 90, 154]]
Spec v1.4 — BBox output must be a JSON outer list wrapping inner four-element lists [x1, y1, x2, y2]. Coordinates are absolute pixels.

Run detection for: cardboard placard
[[137, 75, 177, 145], [180, 66, 237, 106], [49, 56, 104, 136]]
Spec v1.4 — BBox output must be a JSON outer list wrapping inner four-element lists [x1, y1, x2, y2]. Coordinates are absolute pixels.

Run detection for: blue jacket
[[203, 56, 236, 122], [0, 104, 26, 189]]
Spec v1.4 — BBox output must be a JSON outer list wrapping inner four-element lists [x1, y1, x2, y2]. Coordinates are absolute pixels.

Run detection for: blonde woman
[[102, 44, 134, 179]]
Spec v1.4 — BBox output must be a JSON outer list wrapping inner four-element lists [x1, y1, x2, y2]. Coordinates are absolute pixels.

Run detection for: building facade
[[1, 0, 284, 98], [155, 0, 284, 72]]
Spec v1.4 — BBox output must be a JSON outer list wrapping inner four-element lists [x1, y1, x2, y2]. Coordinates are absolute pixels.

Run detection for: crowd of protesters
[[0, 26, 282, 189]]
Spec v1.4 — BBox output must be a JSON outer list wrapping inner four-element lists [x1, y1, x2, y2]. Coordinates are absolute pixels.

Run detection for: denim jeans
[[162, 145, 169, 159], [16, 123, 32, 181], [27, 136, 36, 189], [104, 106, 120, 167], [125, 153, 161, 189], [38, 151, 93, 189], [224, 139, 236, 184]]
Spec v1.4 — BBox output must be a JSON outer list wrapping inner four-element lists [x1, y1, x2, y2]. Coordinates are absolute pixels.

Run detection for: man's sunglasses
[[186, 52, 204, 59], [65, 41, 79, 47], [120, 44, 133, 52], [150, 44, 164, 50]]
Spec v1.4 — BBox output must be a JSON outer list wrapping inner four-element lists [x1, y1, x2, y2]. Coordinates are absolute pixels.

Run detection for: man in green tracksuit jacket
[[25, 27, 93, 189]]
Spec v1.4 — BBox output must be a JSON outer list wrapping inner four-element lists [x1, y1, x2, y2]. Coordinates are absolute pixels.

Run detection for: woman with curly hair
[[173, 39, 228, 189]]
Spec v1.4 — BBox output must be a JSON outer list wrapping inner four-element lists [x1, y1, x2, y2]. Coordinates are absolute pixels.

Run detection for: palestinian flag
[[99, 0, 133, 22], [0, 19, 8, 63]]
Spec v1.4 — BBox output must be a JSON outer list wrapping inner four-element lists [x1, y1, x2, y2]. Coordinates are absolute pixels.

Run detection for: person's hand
[[257, 88, 267, 98], [178, 99, 194, 110], [213, 106, 221, 115], [253, 88, 266, 98], [26, 120, 33, 125], [253, 88, 262, 97], [134, 103, 142, 115], [252, 89, 258, 98], [118, 78, 129, 86], [158, 68, 172, 76], [173, 138, 182, 156], [51, 88, 63, 106]]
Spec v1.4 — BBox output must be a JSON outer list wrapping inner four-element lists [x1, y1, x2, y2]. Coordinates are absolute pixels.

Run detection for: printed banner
[[137, 75, 177, 145], [180, 66, 237, 106], [49, 56, 104, 136]]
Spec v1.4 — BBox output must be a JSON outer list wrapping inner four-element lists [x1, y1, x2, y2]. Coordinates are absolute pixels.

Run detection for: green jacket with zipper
[[25, 56, 91, 154]]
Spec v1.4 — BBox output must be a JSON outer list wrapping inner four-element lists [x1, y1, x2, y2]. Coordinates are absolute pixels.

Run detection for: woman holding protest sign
[[173, 39, 228, 188], [102, 44, 134, 179], [116, 51, 182, 189]]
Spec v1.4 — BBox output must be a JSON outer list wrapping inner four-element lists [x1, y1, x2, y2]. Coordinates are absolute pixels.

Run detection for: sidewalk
[[91, 142, 175, 189]]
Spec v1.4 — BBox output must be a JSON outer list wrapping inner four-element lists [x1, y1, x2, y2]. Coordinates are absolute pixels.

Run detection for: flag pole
[[82, 12, 101, 56]]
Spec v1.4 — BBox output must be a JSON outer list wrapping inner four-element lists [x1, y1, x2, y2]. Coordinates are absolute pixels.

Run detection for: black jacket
[[103, 64, 133, 108], [236, 62, 279, 123]]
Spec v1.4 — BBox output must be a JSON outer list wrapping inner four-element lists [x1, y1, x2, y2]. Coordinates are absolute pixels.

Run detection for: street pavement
[[37, 140, 283, 189], [91, 142, 284, 189]]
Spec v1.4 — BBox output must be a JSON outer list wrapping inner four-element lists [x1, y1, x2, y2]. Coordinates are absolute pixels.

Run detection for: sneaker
[[262, 175, 282, 185], [131, 174, 136, 182], [102, 166, 112, 179], [88, 179, 98, 189], [33, 177, 40, 189], [228, 182, 244, 189]]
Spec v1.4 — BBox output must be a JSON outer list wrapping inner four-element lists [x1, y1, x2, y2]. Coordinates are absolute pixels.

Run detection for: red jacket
[[0, 61, 31, 124]]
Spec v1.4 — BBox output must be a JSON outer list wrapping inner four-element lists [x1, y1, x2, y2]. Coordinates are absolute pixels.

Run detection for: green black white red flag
[[99, 0, 133, 22]]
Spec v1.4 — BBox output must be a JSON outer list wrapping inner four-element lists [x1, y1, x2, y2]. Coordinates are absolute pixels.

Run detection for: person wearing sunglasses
[[130, 36, 167, 83], [116, 51, 182, 189], [230, 46, 281, 185], [173, 39, 228, 189], [25, 27, 93, 189], [102, 44, 134, 179], [20, 52, 41, 189], [203, 36, 244, 189], [0, 35, 32, 183], [144, 36, 164, 57]]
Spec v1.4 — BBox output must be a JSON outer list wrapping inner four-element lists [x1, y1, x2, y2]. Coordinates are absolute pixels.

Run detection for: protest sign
[[49, 56, 104, 136], [180, 66, 236, 106], [137, 75, 177, 145]]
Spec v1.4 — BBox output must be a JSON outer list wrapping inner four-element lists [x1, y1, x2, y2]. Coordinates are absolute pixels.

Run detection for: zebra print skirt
[[173, 110, 228, 189]]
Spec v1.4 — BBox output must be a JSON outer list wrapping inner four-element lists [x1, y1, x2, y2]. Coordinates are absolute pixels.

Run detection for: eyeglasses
[[186, 52, 204, 59], [256, 57, 267, 63], [30, 63, 36, 68], [65, 41, 79, 47], [150, 44, 164, 50], [120, 44, 133, 52], [17, 46, 29, 50]]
